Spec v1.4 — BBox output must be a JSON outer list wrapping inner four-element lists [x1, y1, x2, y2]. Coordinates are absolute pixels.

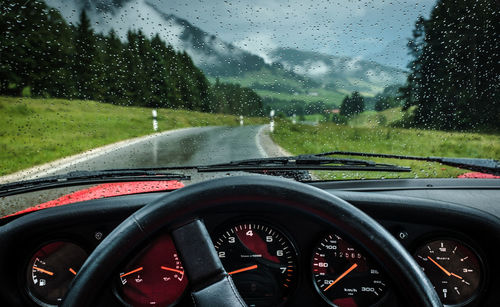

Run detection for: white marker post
[[270, 110, 275, 132], [292, 113, 296, 124], [152, 109, 158, 131], [239, 115, 244, 126]]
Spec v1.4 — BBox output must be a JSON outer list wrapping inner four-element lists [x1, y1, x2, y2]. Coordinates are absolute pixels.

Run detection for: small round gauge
[[115, 234, 187, 307], [26, 241, 88, 307], [311, 233, 388, 307], [414, 238, 482, 306], [213, 222, 298, 307]]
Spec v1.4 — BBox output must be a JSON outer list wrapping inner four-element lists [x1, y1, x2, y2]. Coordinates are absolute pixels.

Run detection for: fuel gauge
[[26, 241, 88, 306]]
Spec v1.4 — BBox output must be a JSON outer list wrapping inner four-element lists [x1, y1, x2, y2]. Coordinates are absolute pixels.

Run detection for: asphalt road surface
[[48, 125, 267, 176]]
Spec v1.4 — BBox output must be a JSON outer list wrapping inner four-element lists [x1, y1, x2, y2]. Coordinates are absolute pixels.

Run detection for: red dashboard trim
[[2, 181, 184, 219], [457, 172, 500, 179]]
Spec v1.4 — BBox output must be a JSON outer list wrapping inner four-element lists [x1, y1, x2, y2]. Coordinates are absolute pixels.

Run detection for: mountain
[[45, 0, 405, 105], [270, 48, 407, 95]]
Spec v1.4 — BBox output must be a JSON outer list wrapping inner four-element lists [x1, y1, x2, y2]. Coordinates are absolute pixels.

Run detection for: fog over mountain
[[46, 0, 406, 95]]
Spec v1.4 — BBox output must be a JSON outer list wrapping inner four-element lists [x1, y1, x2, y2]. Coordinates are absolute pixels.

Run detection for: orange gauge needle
[[427, 256, 464, 279], [324, 263, 358, 292], [427, 256, 451, 276], [69, 268, 77, 275], [160, 266, 184, 275], [120, 267, 143, 278], [33, 266, 54, 276], [228, 264, 258, 275]]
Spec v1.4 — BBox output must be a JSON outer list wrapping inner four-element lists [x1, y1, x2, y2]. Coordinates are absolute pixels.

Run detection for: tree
[[73, 10, 102, 100], [340, 91, 364, 117], [400, 0, 499, 130]]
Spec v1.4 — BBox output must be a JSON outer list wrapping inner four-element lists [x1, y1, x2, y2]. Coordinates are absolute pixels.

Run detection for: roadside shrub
[[331, 113, 348, 125]]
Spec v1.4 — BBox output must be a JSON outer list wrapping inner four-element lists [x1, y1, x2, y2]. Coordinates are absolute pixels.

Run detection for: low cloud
[[234, 33, 278, 64]]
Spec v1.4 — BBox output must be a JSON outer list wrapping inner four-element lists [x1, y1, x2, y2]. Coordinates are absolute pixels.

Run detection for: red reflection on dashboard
[[333, 297, 358, 307], [119, 234, 187, 307], [235, 228, 280, 263]]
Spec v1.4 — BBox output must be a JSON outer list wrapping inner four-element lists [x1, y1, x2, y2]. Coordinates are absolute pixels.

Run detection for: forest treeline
[[399, 0, 499, 130], [0, 0, 263, 116]]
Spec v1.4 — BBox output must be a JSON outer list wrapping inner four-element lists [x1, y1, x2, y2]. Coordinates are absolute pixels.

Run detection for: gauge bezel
[[112, 232, 188, 307], [211, 218, 300, 306], [23, 239, 89, 307], [411, 234, 487, 307], [310, 232, 391, 307]]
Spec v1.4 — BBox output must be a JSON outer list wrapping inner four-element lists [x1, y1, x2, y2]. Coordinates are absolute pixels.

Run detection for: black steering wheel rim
[[62, 175, 441, 307]]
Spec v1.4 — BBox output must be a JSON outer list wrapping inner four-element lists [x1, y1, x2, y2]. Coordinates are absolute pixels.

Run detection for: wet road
[[48, 125, 267, 176]]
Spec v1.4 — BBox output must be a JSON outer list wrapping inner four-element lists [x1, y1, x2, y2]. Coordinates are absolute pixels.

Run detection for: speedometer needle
[[324, 263, 358, 292], [228, 264, 258, 275]]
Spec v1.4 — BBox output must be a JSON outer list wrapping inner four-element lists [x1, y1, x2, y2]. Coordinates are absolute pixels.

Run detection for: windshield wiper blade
[[0, 170, 189, 197], [314, 151, 500, 176], [197, 155, 411, 173]]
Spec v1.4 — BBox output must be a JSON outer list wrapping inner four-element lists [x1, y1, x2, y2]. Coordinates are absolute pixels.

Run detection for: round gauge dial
[[311, 234, 388, 307], [26, 241, 88, 307], [414, 239, 482, 306], [213, 222, 298, 307], [116, 234, 187, 307]]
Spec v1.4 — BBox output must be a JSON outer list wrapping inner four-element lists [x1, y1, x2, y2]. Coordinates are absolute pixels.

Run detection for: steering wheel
[[61, 176, 441, 307]]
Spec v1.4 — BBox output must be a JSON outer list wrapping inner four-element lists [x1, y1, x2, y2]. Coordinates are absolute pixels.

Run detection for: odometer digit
[[213, 222, 298, 307]]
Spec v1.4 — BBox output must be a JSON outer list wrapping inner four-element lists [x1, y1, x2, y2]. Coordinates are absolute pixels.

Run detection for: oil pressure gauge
[[414, 238, 483, 306]]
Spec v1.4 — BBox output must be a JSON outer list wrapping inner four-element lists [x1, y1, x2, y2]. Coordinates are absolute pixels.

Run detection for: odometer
[[213, 222, 298, 307], [311, 234, 388, 307]]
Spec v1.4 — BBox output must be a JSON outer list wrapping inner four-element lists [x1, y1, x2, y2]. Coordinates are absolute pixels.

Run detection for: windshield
[[0, 0, 499, 183]]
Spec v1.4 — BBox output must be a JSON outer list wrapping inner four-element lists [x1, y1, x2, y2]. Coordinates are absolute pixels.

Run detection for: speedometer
[[311, 233, 388, 307], [213, 222, 298, 307]]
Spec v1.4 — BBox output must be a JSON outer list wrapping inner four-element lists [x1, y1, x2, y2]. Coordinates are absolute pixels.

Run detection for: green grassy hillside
[[0, 96, 265, 176], [271, 120, 499, 179]]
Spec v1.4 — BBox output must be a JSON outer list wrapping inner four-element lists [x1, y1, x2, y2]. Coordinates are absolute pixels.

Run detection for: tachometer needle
[[33, 266, 54, 276], [228, 264, 258, 275], [160, 266, 184, 275], [69, 268, 77, 275], [120, 267, 143, 278], [324, 263, 358, 292]]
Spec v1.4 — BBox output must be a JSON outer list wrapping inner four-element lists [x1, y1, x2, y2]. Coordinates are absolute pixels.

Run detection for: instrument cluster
[[23, 220, 485, 307]]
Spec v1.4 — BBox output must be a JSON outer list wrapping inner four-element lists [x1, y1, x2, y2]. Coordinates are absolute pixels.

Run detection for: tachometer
[[213, 222, 298, 307], [115, 234, 187, 307], [26, 241, 88, 307], [311, 233, 388, 307], [413, 238, 483, 306]]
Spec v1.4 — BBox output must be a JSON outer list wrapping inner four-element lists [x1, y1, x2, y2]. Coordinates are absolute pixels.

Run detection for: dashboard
[[0, 178, 499, 307]]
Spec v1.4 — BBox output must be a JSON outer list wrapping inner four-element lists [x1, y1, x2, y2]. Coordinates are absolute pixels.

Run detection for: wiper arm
[[197, 155, 411, 173], [0, 170, 190, 197], [315, 151, 500, 176]]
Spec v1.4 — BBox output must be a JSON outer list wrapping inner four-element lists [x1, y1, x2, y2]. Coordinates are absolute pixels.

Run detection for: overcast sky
[[148, 0, 435, 69]]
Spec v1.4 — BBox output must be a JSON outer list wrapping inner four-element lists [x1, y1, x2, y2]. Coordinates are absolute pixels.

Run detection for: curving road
[[47, 125, 269, 176]]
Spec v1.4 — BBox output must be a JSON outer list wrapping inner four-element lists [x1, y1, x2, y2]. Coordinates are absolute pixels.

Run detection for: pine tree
[[73, 10, 102, 100], [340, 92, 364, 117]]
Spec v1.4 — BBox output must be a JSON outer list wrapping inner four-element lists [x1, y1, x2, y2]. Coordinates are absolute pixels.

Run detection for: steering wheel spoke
[[172, 219, 247, 306]]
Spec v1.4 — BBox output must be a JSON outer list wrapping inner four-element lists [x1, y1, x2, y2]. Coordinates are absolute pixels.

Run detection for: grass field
[[348, 107, 408, 127], [0, 96, 266, 176], [271, 120, 500, 180]]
